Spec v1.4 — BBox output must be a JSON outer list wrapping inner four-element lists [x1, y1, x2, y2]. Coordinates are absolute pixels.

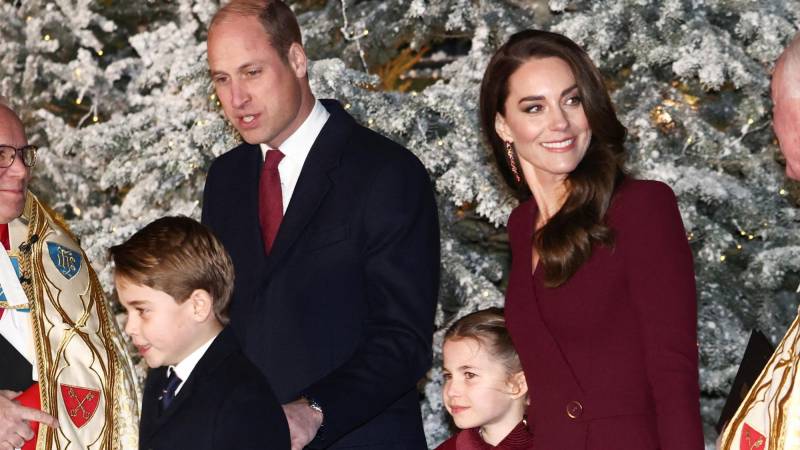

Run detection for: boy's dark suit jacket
[[202, 99, 440, 448], [139, 327, 290, 450]]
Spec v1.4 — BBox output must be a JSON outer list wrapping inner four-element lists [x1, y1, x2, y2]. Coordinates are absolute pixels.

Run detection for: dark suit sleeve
[[213, 380, 290, 449], [303, 153, 440, 445], [620, 181, 704, 449], [201, 161, 217, 227]]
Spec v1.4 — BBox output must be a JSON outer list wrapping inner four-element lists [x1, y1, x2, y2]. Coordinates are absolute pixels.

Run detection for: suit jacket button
[[566, 400, 583, 419]]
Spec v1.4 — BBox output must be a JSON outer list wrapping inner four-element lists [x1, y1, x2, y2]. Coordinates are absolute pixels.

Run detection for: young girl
[[437, 308, 532, 449]]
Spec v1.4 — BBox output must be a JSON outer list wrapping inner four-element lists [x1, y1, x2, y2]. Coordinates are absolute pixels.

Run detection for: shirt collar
[[259, 99, 329, 164], [169, 332, 219, 382]]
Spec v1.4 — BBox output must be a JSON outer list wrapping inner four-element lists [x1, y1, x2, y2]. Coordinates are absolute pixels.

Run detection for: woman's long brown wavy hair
[[479, 29, 627, 287]]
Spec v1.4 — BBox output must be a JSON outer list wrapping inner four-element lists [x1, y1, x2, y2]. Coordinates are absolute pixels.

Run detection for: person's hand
[[0, 390, 58, 450], [282, 399, 323, 450]]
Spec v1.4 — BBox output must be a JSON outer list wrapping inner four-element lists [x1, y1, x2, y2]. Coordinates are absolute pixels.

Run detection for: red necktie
[[259, 149, 285, 255], [0, 223, 8, 320]]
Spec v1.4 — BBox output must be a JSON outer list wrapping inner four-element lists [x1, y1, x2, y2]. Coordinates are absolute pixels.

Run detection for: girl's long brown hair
[[479, 30, 627, 287]]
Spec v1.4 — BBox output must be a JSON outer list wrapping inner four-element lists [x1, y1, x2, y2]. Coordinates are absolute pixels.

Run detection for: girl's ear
[[508, 370, 528, 400]]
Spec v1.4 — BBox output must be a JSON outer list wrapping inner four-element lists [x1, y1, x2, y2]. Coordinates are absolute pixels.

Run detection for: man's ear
[[287, 42, 308, 79], [188, 289, 214, 322], [495, 113, 513, 143], [508, 370, 528, 399]]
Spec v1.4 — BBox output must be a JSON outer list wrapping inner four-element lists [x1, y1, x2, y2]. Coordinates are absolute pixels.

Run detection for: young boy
[[109, 216, 289, 450]]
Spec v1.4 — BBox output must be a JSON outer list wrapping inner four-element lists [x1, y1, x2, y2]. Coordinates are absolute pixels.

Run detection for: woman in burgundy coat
[[478, 30, 705, 449]]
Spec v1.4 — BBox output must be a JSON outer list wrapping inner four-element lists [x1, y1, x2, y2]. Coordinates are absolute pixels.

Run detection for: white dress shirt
[[168, 332, 219, 395], [260, 99, 330, 213], [0, 246, 37, 381]]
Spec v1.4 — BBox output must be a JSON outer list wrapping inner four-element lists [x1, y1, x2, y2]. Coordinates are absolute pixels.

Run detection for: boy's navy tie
[[159, 370, 182, 411]]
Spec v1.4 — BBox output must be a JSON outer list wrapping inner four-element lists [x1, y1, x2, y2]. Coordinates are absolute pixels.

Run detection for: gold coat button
[[566, 400, 583, 419]]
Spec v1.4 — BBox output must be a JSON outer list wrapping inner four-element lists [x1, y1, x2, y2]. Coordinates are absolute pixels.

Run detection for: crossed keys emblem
[[740, 423, 766, 450], [59, 384, 100, 428], [67, 387, 94, 419]]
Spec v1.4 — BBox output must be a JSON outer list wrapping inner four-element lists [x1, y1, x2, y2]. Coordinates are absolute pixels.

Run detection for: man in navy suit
[[202, 1, 440, 448]]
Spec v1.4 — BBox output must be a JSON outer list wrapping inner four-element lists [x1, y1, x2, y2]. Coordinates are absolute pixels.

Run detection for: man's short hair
[[210, 0, 302, 61], [109, 216, 234, 325]]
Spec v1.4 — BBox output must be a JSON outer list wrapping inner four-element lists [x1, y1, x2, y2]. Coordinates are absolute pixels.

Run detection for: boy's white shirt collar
[[259, 99, 330, 213], [168, 331, 220, 395]]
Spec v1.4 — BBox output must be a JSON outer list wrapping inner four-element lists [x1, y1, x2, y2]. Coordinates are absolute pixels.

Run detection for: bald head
[[0, 105, 24, 133], [0, 105, 30, 223], [772, 33, 800, 180]]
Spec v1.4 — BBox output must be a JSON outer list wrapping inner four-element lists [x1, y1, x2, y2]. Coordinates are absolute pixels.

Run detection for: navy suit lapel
[[141, 330, 237, 441], [226, 144, 268, 324], [264, 100, 352, 274], [239, 144, 268, 262], [140, 367, 167, 441]]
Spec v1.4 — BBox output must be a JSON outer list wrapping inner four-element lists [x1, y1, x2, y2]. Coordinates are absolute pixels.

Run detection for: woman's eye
[[442, 373, 452, 381], [246, 69, 261, 77], [525, 104, 543, 113], [565, 95, 582, 106], [464, 372, 477, 379]]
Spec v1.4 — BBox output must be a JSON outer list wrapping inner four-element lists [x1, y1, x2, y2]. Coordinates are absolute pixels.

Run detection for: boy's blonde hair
[[109, 216, 234, 325]]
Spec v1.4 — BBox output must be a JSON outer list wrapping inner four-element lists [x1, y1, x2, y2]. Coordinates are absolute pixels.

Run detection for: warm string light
[[79, 104, 98, 127], [650, 104, 675, 132], [209, 93, 221, 108], [339, 0, 369, 71], [716, 219, 774, 263]]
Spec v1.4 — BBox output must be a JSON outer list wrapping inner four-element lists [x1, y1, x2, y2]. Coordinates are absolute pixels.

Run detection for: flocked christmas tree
[[1, 0, 799, 447]]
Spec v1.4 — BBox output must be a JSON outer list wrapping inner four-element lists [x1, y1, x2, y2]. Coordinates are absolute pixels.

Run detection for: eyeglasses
[[0, 145, 37, 169]]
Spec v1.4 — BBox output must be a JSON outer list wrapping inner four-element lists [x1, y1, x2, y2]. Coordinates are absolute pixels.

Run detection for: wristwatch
[[303, 395, 324, 416]]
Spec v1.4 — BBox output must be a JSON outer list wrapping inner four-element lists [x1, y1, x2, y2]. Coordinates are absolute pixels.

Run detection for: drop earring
[[505, 141, 521, 184]]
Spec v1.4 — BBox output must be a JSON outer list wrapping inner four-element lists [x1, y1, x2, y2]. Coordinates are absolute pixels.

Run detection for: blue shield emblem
[[0, 257, 21, 301], [47, 242, 82, 280], [0, 257, 29, 311]]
